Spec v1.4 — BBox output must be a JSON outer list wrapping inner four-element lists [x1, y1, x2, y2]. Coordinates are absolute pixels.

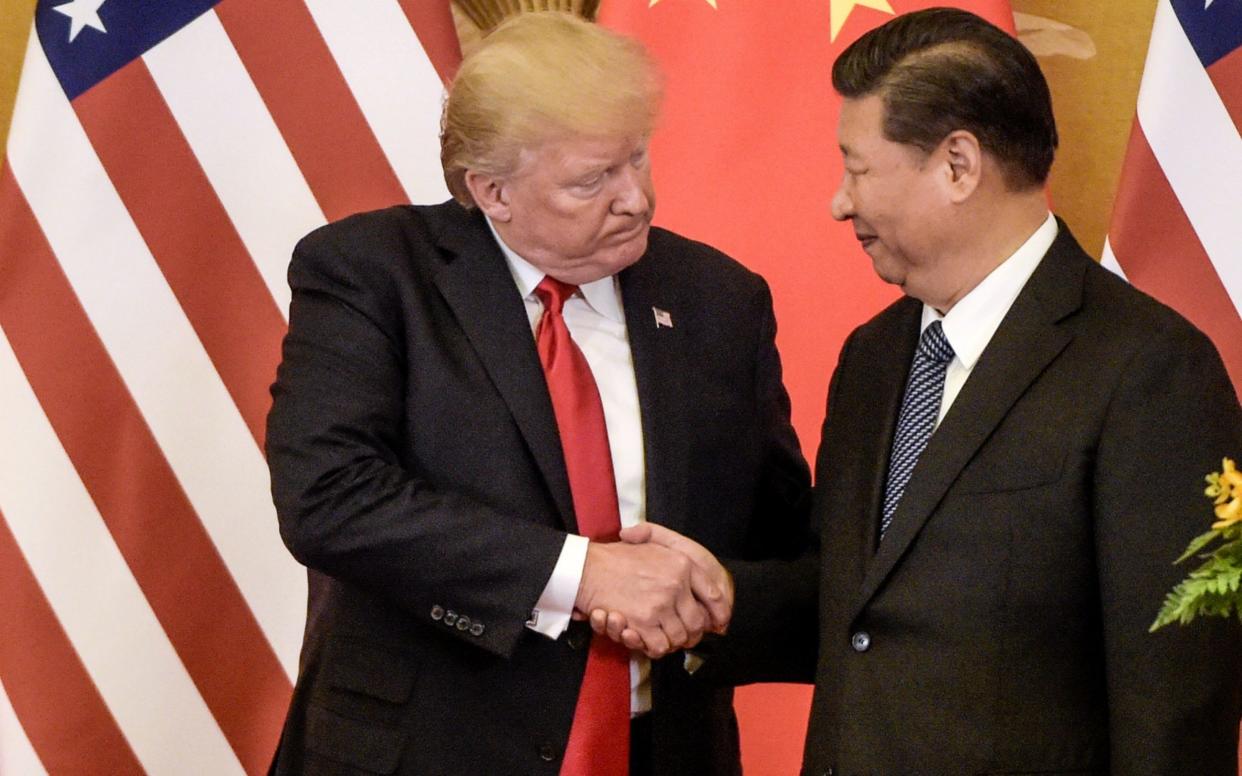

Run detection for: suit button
[[538, 743, 558, 762], [444, 611, 458, 627], [430, 605, 444, 621], [470, 622, 485, 637], [456, 616, 471, 631], [851, 631, 871, 652], [566, 629, 588, 650]]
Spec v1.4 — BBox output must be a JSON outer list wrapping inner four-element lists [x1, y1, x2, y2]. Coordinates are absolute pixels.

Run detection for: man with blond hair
[[265, 11, 810, 776]]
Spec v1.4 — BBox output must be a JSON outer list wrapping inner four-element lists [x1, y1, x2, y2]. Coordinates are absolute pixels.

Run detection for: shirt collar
[[922, 212, 1057, 370], [486, 216, 626, 324]]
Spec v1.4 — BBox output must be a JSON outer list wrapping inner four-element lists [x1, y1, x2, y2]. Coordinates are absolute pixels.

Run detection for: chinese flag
[[598, 2, 1013, 773]]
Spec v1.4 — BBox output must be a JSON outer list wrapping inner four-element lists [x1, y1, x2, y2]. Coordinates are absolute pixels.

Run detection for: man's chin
[[868, 255, 904, 288], [611, 231, 649, 269]]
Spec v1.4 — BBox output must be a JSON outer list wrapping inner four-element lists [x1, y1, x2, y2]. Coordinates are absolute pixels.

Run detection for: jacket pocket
[[305, 702, 407, 774], [311, 638, 418, 731], [954, 449, 1066, 494], [322, 639, 417, 704]]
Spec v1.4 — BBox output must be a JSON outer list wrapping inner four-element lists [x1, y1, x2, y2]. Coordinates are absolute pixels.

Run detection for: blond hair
[[440, 11, 662, 207]]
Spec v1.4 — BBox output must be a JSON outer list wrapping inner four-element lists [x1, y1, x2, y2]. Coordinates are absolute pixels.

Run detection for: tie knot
[[918, 321, 955, 364], [535, 276, 579, 315]]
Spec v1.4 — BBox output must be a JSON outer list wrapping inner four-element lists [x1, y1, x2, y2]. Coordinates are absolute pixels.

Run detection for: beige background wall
[[0, 0, 1157, 258], [1015, 1, 1157, 257]]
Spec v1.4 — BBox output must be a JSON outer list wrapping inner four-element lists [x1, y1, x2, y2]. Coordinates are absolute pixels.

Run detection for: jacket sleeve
[[266, 223, 567, 659], [1092, 320, 1242, 774], [703, 280, 821, 686]]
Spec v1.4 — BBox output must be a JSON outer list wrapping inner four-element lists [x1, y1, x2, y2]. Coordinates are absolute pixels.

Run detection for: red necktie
[[534, 277, 630, 776]]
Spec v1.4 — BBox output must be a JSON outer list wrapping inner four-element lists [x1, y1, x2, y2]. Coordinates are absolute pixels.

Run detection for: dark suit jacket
[[264, 200, 811, 776], [725, 224, 1242, 776]]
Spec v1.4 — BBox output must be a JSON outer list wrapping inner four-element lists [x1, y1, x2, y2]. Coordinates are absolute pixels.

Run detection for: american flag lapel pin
[[653, 307, 673, 329]]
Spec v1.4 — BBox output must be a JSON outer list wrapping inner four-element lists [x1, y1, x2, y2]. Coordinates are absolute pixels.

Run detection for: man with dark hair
[[654, 7, 1242, 775]]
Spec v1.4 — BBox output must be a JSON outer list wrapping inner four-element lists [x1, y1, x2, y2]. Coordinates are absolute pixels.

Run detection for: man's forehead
[[529, 133, 645, 167]]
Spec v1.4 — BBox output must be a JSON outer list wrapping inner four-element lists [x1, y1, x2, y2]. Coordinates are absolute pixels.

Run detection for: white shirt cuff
[[527, 534, 589, 639]]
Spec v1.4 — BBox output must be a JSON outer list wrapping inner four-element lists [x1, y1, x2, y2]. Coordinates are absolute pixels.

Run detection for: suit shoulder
[[290, 202, 465, 285], [646, 226, 765, 290], [1079, 259, 1217, 353], [295, 203, 435, 257]]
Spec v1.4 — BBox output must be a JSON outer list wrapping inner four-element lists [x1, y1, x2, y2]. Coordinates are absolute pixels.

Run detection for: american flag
[[1102, 0, 1242, 397], [0, 2, 459, 773]]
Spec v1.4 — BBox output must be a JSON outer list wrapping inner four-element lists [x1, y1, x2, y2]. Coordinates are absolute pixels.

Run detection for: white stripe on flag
[[1137, 0, 1242, 315], [7, 40, 305, 677], [1100, 238, 1128, 281], [306, 0, 450, 204], [144, 10, 327, 318], [0, 676, 47, 776], [0, 327, 243, 776]]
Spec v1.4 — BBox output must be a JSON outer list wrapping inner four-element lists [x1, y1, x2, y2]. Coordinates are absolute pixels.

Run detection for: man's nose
[[830, 179, 853, 222], [612, 166, 650, 215]]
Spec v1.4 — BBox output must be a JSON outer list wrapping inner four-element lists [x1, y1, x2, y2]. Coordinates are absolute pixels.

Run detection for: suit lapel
[[851, 227, 1089, 621], [619, 249, 689, 534], [423, 204, 577, 531], [843, 299, 922, 561]]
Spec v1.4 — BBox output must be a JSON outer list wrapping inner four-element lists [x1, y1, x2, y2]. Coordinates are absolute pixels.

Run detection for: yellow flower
[[1205, 458, 1242, 504], [1213, 496, 1242, 529]]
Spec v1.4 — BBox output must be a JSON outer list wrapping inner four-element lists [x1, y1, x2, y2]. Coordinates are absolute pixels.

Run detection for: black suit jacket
[[264, 200, 811, 775], [725, 224, 1241, 775]]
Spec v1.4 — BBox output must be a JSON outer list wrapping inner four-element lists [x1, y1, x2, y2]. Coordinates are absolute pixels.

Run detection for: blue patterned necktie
[[881, 320, 955, 539]]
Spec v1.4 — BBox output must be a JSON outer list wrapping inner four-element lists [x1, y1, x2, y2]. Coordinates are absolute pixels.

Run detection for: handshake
[[572, 523, 733, 659]]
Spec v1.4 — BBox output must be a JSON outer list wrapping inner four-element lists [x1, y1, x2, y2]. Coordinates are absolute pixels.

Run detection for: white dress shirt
[[922, 212, 1058, 425], [486, 219, 652, 714]]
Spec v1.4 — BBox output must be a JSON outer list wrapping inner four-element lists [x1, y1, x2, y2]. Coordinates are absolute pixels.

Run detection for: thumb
[[644, 523, 701, 558], [619, 523, 653, 544]]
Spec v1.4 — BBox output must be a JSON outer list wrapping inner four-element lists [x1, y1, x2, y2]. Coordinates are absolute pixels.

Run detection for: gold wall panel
[[0, 0, 36, 168]]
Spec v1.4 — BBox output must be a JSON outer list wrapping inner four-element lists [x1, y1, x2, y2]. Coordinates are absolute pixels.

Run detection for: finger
[[589, 609, 609, 634], [645, 525, 724, 585], [619, 523, 652, 544], [643, 523, 699, 554], [673, 581, 709, 643], [689, 563, 731, 632], [605, 611, 629, 643], [638, 625, 671, 659], [677, 604, 707, 650], [620, 627, 645, 653], [657, 584, 698, 652]]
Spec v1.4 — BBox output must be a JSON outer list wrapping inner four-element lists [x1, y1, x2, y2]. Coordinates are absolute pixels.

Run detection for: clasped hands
[[573, 523, 733, 659]]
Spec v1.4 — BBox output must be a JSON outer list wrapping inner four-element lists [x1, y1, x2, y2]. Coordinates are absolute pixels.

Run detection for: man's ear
[[941, 129, 982, 203], [464, 170, 511, 222]]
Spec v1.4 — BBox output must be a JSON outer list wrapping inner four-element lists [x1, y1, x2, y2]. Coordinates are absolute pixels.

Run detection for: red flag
[[1103, 0, 1242, 399], [599, 2, 1013, 773], [0, 2, 458, 773]]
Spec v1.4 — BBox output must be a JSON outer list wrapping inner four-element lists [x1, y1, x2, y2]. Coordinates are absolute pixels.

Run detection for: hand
[[589, 524, 733, 653], [575, 540, 710, 658]]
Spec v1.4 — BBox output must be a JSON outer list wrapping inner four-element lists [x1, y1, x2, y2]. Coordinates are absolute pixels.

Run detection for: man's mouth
[[612, 222, 648, 242]]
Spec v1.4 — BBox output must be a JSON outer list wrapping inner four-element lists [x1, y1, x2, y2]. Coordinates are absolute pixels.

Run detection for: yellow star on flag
[[830, 0, 894, 41], [649, 0, 718, 8]]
